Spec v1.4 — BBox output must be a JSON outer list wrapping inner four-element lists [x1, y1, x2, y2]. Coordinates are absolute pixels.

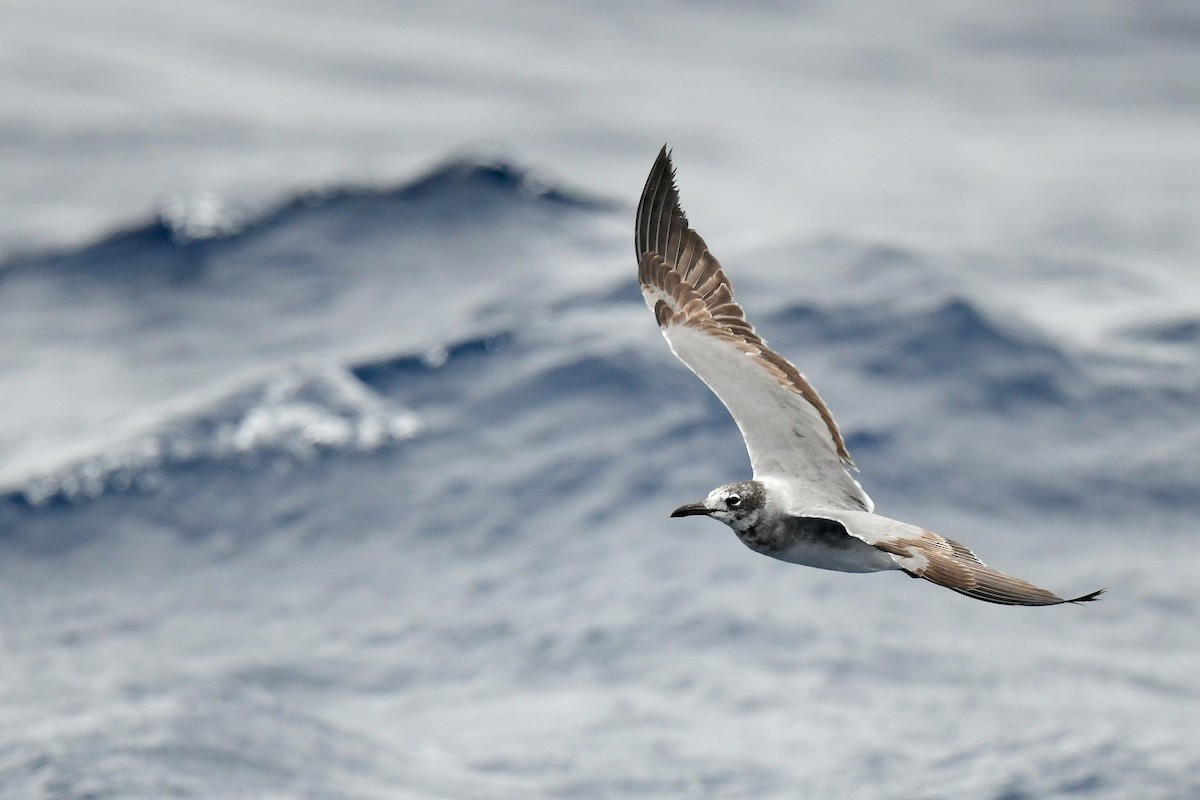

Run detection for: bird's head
[[670, 480, 765, 532]]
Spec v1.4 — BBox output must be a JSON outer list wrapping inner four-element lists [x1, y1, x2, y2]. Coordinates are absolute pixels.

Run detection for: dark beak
[[670, 502, 711, 518]]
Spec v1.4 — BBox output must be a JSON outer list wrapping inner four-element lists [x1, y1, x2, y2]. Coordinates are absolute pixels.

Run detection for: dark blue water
[[1, 156, 1197, 799]]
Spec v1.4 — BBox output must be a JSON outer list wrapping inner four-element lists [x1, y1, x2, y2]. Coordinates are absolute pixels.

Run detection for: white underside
[[662, 324, 873, 511], [765, 535, 899, 573]]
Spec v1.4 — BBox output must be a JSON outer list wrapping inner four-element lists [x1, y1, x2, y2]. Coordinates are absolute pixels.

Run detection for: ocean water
[[2, 2, 1199, 798]]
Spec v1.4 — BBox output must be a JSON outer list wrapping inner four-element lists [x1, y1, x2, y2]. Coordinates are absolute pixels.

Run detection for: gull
[[636, 147, 1103, 605]]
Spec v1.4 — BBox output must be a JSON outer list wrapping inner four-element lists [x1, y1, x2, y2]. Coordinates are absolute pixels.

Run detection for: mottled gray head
[[670, 480, 766, 533]]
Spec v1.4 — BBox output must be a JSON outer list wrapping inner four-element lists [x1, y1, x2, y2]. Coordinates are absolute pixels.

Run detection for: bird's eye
[[727, 495, 742, 508]]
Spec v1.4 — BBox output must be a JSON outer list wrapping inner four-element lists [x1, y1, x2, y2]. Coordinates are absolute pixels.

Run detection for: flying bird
[[636, 146, 1103, 606]]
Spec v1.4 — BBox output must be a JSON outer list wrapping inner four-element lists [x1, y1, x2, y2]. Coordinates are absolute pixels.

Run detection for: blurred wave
[[1, 150, 1197, 800]]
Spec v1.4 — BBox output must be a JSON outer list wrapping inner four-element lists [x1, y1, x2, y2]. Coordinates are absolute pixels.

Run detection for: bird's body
[[745, 514, 897, 574], [673, 478, 896, 572], [636, 147, 1103, 606]]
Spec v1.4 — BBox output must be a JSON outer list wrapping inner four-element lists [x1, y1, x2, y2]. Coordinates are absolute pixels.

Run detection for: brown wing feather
[[875, 530, 1105, 606], [635, 146, 854, 467]]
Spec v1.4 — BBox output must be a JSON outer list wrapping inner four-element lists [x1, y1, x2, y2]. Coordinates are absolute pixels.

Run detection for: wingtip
[[1065, 587, 1106, 604], [654, 144, 675, 175], [636, 145, 686, 262]]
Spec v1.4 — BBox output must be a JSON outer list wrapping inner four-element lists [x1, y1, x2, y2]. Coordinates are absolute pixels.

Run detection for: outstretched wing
[[808, 507, 1105, 606], [636, 146, 871, 511]]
